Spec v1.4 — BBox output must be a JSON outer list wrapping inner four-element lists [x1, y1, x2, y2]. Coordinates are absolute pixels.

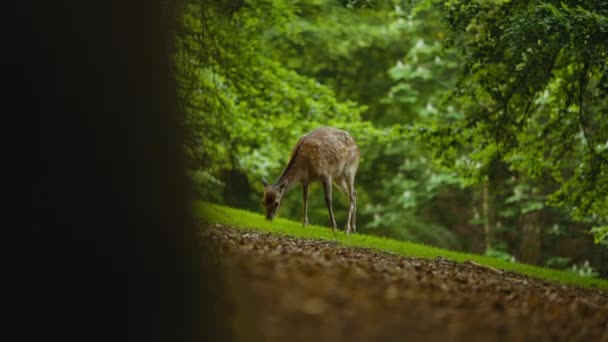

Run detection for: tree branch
[[577, 59, 608, 165]]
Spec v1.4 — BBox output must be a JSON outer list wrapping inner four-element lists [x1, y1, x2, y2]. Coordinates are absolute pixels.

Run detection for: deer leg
[[350, 188, 357, 233], [347, 175, 357, 233], [302, 183, 309, 227], [337, 177, 352, 234], [322, 177, 337, 230]]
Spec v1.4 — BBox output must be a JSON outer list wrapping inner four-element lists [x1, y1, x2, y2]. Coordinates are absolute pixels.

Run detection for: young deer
[[262, 126, 360, 233]]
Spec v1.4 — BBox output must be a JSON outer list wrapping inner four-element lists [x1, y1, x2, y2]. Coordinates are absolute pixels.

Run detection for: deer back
[[287, 127, 359, 182]]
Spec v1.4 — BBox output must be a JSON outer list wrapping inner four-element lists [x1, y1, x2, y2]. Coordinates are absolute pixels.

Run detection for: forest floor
[[199, 202, 608, 290], [202, 223, 608, 342]]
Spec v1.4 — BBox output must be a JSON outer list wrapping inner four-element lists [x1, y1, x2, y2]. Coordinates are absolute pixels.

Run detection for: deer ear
[[262, 177, 269, 187]]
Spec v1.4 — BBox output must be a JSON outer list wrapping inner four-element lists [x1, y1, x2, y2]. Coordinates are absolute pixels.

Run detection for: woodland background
[[175, 0, 608, 277]]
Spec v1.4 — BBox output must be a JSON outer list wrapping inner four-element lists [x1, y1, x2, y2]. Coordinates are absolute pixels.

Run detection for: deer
[[261, 126, 360, 234]]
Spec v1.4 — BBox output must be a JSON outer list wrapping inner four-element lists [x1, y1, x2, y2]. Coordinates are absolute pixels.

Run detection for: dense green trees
[[175, 1, 368, 203], [175, 0, 607, 275], [421, 0, 608, 249]]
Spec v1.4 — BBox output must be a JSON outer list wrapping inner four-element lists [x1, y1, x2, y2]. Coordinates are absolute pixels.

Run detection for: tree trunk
[[520, 211, 541, 265], [482, 180, 492, 251]]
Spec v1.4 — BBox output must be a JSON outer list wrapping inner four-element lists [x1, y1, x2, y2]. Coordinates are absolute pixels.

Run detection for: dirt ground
[[201, 224, 608, 342]]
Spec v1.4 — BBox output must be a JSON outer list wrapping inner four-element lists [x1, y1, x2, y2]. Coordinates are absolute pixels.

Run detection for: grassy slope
[[196, 202, 608, 291]]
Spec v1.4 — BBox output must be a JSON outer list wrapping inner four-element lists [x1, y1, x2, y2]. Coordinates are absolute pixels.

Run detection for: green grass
[[196, 201, 608, 291]]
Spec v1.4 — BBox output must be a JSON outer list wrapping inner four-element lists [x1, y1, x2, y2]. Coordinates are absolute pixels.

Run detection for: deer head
[[262, 177, 287, 220]]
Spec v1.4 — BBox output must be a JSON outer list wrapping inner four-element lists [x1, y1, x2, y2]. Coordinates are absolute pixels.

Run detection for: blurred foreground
[[202, 224, 608, 341]]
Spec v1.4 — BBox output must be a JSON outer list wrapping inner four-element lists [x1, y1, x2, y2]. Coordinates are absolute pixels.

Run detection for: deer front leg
[[302, 183, 309, 227], [322, 178, 338, 230]]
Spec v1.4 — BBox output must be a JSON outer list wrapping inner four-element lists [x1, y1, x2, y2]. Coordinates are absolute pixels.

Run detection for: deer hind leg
[[322, 177, 338, 230], [336, 177, 353, 234], [350, 188, 357, 233], [302, 183, 309, 227], [347, 174, 357, 233]]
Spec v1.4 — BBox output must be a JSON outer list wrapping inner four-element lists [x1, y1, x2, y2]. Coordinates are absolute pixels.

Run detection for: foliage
[[415, 0, 608, 245], [484, 248, 516, 263], [176, 0, 607, 277], [570, 260, 599, 278], [545, 256, 599, 278], [175, 0, 370, 204], [545, 256, 572, 269], [590, 225, 608, 245], [175, 0, 465, 247], [270, 0, 412, 123], [270, 0, 472, 246]]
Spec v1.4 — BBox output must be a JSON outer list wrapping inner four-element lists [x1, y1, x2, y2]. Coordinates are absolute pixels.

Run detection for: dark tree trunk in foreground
[[30, 1, 219, 341]]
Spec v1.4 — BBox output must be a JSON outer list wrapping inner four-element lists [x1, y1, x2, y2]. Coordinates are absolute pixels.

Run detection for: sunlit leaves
[[422, 0, 608, 244], [175, 0, 369, 206]]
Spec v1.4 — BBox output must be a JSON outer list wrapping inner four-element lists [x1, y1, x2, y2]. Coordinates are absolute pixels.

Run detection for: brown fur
[[262, 127, 360, 233]]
